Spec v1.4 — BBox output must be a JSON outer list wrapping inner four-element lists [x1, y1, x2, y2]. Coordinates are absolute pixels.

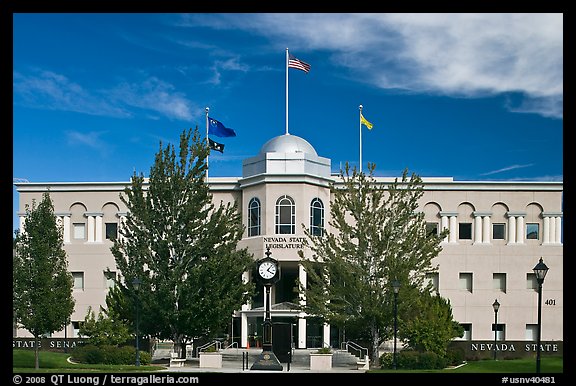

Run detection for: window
[[275, 195, 295, 234], [493, 223, 506, 240], [526, 223, 539, 240], [248, 198, 261, 237], [425, 272, 439, 292], [310, 198, 324, 236], [459, 223, 472, 240], [72, 272, 84, 290], [459, 273, 473, 292], [73, 223, 85, 240], [72, 321, 82, 338], [426, 222, 439, 237], [104, 271, 116, 289], [105, 222, 118, 240], [526, 273, 538, 290], [525, 324, 538, 341], [493, 273, 507, 293], [459, 324, 471, 340], [492, 324, 505, 341]]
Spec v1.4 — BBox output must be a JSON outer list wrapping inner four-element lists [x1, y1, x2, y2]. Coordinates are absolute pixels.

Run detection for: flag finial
[[205, 107, 209, 113]]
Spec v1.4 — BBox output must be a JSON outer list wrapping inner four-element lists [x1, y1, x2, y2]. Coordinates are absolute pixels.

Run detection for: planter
[[309, 353, 333, 370], [199, 352, 223, 368]]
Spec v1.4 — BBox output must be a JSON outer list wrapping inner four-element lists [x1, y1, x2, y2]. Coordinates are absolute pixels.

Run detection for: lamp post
[[132, 277, 141, 367], [533, 257, 549, 374], [492, 299, 500, 360], [392, 280, 400, 370]]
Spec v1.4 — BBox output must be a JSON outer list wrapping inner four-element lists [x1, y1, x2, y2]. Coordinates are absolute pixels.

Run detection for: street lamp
[[392, 280, 400, 370], [132, 277, 141, 367], [533, 257, 549, 374], [492, 299, 500, 360]]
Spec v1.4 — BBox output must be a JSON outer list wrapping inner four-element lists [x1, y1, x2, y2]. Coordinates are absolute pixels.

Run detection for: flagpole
[[205, 107, 209, 182], [359, 104, 363, 174], [286, 48, 289, 136]]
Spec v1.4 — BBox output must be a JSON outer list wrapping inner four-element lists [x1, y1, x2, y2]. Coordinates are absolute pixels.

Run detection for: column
[[482, 216, 491, 244], [241, 271, 250, 348], [555, 216, 562, 244], [63, 215, 71, 243], [449, 215, 457, 243], [18, 213, 26, 234], [507, 215, 516, 244], [95, 214, 103, 242], [298, 264, 307, 348], [323, 323, 331, 348], [516, 216, 525, 244], [440, 215, 449, 243], [117, 212, 127, 242], [543, 216, 551, 244], [86, 214, 95, 243], [473, 214, 482, 244]]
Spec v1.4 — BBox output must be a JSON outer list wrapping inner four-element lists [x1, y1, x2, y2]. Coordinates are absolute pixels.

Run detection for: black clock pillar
[[251, 248, 283, 371]]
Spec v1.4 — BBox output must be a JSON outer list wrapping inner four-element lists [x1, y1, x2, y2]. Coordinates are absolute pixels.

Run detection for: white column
[[18, 214, 26, 234], [241, 313, 248, 348], [63, 215, 71, 243], [555, 216, 562, 244], [543, 216, 551, 244], [516, 216, 525, 244], [507, 215, 516, 244], [86, 215, 95, 243], [298, 264, 307, 348], [95, 215, 103, 242], [117, 213, 127, 242], [323, 323, 331, 347], [449, 215, 457, 243], [441, 215, 449, 243], [473, 215, 482, 244], [241, 271, 250, 348], [482, 216, 491, 244]]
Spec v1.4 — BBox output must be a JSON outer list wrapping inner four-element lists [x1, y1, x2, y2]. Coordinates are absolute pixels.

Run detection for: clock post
[[250, 248, 283, 371]]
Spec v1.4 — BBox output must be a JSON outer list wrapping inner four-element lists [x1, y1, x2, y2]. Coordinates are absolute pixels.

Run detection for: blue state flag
[[208, 117, 236, 137]]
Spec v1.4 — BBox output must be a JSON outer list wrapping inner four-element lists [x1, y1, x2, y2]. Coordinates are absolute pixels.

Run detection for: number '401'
[[545, 299, 556, 305]]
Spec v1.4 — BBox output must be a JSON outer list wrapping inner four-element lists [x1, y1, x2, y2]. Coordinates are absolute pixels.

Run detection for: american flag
[[288, 53, 311, 73]]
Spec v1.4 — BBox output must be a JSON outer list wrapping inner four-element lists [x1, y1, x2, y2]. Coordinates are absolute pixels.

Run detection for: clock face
[[258, 261, 277, 280]]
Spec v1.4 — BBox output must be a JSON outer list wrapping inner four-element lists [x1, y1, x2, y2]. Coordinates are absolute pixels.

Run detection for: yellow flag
[[360, 113, 373, 130]]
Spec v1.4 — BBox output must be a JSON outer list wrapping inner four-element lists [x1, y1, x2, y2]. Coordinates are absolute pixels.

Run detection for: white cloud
[[186, 13, 563, 118]]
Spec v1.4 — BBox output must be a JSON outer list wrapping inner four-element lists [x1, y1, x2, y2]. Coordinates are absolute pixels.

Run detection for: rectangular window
[[459, 324, 471, 340], [459, 223, 472, 240], [105, 223, 118, 240], [493, 273, 507, 293], [526, 273, 537, 290], [72, 272, 84, 290], [104, 271, 116, 289], [525, 324, 538, 341], [526, 223, 539, 240], [425, 272, 439, 292], [73, 223, 85, 240], [459, 272, 473, 292], [492, 223, 506, 240], [426, 222, 439, 237], [492, 324, 505, 340], [72, 321, 82, 338]]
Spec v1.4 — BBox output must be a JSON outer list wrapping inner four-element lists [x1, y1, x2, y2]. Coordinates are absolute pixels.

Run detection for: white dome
[[259, 134, 317, 156]]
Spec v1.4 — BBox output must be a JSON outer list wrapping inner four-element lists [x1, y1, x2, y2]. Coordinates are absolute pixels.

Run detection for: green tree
[[80, 306, 131, 346], [298, 163, 451, 367], [13, 191, 75, 369], [111, 127, 254, 356], [401, 290, 464, 357]]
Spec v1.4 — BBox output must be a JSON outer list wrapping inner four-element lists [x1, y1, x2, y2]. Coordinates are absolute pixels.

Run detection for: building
[[14, 133, 563, 353]]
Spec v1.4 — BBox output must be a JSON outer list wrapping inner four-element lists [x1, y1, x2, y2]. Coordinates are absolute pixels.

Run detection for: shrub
[[72, 344, 151, 365], [316, 347, 332, 354]]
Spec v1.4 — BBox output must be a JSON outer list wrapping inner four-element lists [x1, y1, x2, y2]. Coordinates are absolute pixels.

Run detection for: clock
[[258, 260, 277, 280]]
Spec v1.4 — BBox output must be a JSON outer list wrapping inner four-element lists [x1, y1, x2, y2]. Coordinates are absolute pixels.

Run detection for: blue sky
[[12, 13, 563, 232]]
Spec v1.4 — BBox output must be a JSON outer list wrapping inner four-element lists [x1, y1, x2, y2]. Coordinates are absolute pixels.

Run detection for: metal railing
[[195, 340, 222, 357], [340, 340, 369, 361]]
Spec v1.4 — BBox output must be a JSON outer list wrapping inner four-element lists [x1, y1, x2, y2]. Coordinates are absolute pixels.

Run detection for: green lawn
[[13, 350, 165, 373], [368, 357, 563, 373]]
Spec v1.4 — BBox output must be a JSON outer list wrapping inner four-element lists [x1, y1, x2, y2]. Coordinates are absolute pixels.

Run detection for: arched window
[[276, 195, 295, 234], [248, 197, 261, 237], [310, 198, 324, 236]]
